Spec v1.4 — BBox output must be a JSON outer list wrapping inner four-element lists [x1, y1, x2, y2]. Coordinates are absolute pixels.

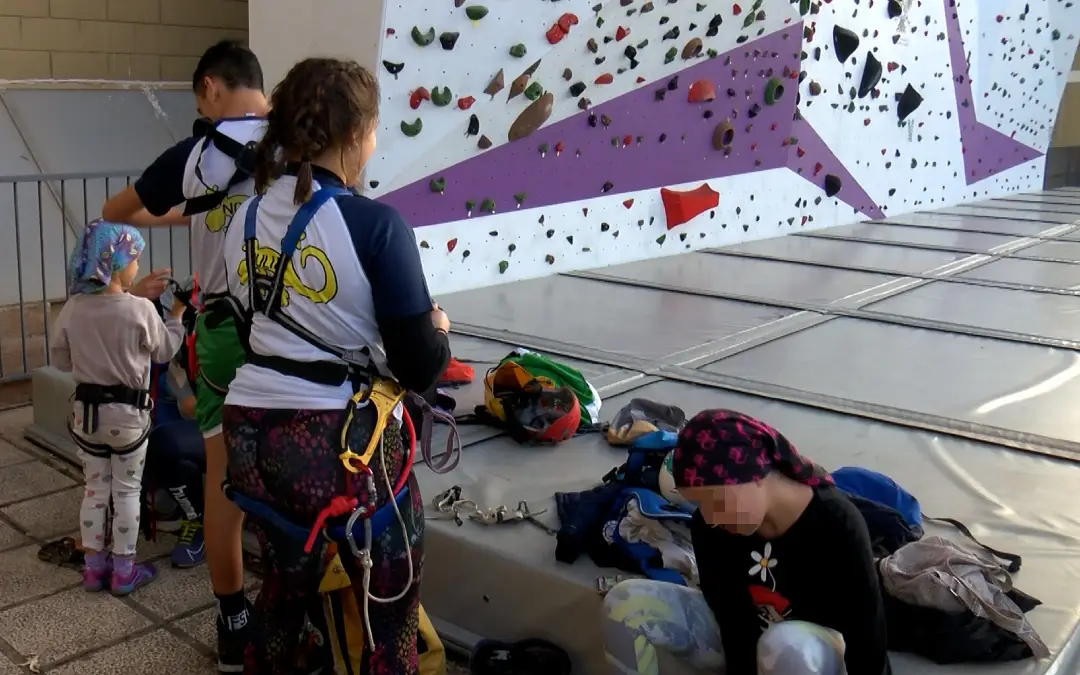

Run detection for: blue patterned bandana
[[67, 220, 145, 295]]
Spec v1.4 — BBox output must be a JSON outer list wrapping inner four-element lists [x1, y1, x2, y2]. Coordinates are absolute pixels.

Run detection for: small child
[[50, 220, 186, 594]]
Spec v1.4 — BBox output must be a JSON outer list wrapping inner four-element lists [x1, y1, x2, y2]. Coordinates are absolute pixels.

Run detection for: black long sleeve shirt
[[692, 486, 891, 675]]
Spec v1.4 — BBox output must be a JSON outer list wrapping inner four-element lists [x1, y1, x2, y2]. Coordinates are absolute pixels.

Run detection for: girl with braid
[[602, 410, 891, 675], [221, 58, 449, 674]]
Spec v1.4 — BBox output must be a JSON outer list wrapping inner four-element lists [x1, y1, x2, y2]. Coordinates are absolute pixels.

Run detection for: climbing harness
[[67, 383, 153, 458], [221, 186, 462, 659], [182, 116, 261, 217]]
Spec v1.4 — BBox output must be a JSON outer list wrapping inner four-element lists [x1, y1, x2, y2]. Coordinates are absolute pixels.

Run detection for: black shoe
[[216, 612, 249, 673]]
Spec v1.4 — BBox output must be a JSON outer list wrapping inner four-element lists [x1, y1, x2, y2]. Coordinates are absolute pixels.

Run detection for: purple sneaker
[[110, 558, 158, 596], [82, 551, 109, 592]]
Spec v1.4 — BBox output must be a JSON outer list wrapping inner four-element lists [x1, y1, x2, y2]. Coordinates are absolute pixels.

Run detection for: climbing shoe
[[171, 520, 205, 568], [110, 559, 158, 596]]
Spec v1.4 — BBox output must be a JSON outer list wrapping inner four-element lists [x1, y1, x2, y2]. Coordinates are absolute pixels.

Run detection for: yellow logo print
[[237, 235, 338, 306], [203, 185, 248, 233]]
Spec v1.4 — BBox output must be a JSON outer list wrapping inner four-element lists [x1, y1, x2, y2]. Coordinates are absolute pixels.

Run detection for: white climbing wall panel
[[251, 0, 1080, 296]]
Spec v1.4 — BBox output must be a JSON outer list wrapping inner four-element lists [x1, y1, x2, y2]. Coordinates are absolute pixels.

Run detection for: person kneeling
[[601, 409, 891, 675]]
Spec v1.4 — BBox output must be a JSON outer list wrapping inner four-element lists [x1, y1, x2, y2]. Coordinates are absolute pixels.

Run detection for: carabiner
[[339, 448, 373, 475]]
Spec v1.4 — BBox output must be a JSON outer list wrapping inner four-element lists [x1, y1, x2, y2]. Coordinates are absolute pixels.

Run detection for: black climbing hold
[[369, 180, 379, 189], [667, 75, 679, 91], [663, 26, 680, 41], [655, 89, 666, 101], [382, 61, 404, 78], [570, 81, 587, 97], [896, 84, 924, 122], [439, 32, 460, 50], [832, 26, 860, 62], [747, 103, 761, 118], [857, 51, 882, 98], [602, 181, 614, 193], [823, 174, 842, 198], [624, 45, 638, 60], [887, 0, 903, 18], [588, 113, 598, 127], [466, 114, 479, 136]]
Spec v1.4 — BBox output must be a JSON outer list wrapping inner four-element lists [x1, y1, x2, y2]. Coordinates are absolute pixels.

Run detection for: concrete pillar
[[247, 0, 385, 95]]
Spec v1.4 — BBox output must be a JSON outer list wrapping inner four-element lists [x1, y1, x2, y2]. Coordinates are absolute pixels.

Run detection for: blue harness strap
[[225, 483, 410, 544]]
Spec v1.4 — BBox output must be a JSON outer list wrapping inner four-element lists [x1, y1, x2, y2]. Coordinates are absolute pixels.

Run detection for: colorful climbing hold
[[465, 5, 488, 21], [595, 73, 614, 85], [508, 92, 554, 142], [431, 86, 453, 107], [509, 72, 531, 100], [616, 26, 630, 41], [429, 177, 446, 193], [447, 238, 458, 253], [409, 87, 431, 109], [457, 95, 475, 110], [400, 118, 423, 137], [485, 69, 505, 97], [711, 119, 735, 150], [687, 79, 716, 102], [509, 43, 527, 58], [480, 198, 496, 213], [682, 37, 703, 59], [411, 26, 435, 47], [498, 260, 509, 274], [524, 82, 544, 101], [661, 184, 719, 230], [764, 77, 784, 105]]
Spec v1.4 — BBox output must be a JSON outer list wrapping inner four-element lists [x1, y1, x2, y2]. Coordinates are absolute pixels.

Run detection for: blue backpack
[[832, 467, 1022, 572]]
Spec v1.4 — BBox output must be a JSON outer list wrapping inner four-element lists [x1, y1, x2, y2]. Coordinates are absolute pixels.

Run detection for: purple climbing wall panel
[[367, 0, 1078, 294]]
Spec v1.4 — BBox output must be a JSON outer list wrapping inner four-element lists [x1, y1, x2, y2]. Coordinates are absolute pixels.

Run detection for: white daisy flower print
[[748, 542, 777, 582]]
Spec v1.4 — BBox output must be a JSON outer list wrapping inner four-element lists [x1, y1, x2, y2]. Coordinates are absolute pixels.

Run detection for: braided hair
[[253, 58, 380, 204]]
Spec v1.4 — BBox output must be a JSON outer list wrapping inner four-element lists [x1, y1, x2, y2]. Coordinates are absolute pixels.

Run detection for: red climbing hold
[[636, 76, 646, 84], [732, 4, 742, 15], [623, 199, 634, 209], [616, 26, 630, 41], [546, 24, 565, 44], [555, 141, 565, 156], [595, 73, 614, 85], [409, 87, 431, 110], [796, 146, 806, 157], [660, 184, 719, 230], [457, 95, 475, 110], [886, 62, 899, 73], [386, 28, 396, 36], [558, 13, 579, 33], [447, 238, 458, 253], [687, 79, 716, 102], [622, 135, 633, 146], [996, 14, 1004, 22], [813, 162, 823, 176]]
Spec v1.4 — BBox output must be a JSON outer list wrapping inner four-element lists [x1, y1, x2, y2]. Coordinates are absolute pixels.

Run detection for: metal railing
[[0, 170, 191, 383]]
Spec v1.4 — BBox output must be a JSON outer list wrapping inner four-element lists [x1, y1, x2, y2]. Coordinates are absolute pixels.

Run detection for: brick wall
[[0, 0, 248, 81]]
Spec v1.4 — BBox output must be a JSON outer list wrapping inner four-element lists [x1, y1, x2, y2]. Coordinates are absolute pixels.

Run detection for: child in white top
[[51, 220, 186, 594]]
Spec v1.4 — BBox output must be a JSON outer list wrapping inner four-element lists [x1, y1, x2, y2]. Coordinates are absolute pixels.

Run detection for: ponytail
[[294, 158, 313, 205], [252, 121, 280, 195]]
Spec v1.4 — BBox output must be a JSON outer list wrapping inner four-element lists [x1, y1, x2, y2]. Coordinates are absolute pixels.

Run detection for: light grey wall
[[0, 87, 198, 307]]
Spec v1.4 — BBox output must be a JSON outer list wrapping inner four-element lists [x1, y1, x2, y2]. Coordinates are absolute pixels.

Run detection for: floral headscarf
[[671, 409, 832, 488], [67, 220, 145, 295]]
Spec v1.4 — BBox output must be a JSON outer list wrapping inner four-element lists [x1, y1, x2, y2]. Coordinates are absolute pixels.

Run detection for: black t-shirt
[[693, 486, 891, 675]]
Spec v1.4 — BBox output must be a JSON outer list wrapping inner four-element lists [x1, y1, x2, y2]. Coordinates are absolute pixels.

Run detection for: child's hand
[[170, 294, 187, 318]]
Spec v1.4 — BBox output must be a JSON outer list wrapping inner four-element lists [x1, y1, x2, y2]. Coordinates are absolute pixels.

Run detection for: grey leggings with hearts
[[77, 438, 147, 555]]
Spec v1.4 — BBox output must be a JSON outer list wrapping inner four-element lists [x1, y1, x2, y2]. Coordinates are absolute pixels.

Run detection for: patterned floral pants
[[223, 404, 425, 675], [601, 578, 845, 675]]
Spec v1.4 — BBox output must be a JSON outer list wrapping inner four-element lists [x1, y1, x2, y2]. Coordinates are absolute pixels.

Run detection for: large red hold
[[687, 79, 716, 102], [660, 184, 719, 230]]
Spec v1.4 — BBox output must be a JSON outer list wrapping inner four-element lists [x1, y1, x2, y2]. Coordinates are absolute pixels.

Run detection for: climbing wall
[[365, 0, 1080, 294]]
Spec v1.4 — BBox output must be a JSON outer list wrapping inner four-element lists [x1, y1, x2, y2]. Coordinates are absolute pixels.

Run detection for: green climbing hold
[[538, 143, 549, 155], [656, 234, 666, 245], [431, 86, 453, 106], [742, 12, 755, 28], [509, 43, 527, 58], [707, 48, 718, 58], [465, 200, 475, 212], [465, 5, 489, 21], [480, 198, 496, 213], [514, 192, 527, 204], [764, 77, 784, 105], [429, 177, 446, 193], [664, 47, 677, 63], [498, 260, 510, 274], [523, 81, 544, 101], [508, 243, 517, 253], [400, 118, 423, 137], [799, 0, 810, 15], [411, 26, 435, 47], [1052, 29, 1062, 40]]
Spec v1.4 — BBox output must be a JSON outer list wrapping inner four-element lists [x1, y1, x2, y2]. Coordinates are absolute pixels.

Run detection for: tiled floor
[[0, 405, 471, 675]]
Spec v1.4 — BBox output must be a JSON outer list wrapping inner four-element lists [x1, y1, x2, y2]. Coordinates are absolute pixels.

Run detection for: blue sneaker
[[171, 520, 205, 568], [111, 559, 157, 596]]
